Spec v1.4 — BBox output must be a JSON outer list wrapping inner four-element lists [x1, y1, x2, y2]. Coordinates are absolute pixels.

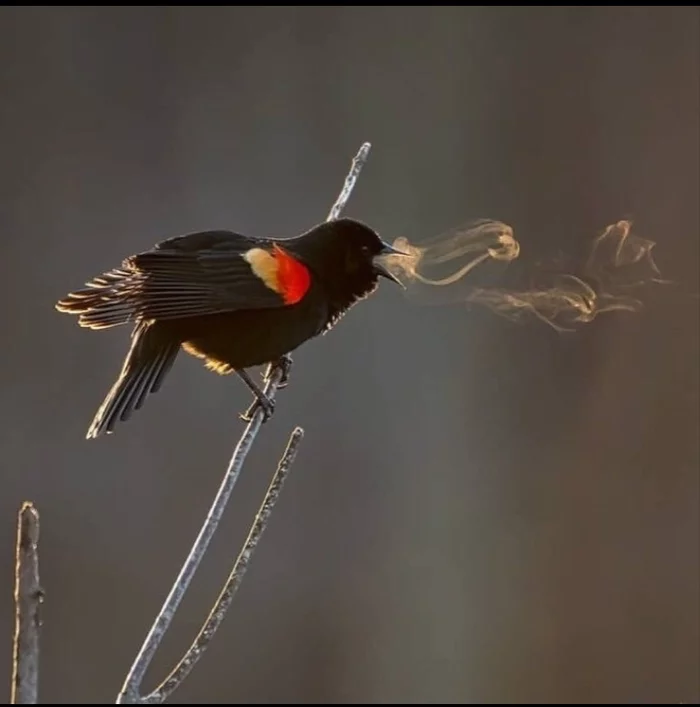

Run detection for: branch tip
[[11, 502, 42, 705]]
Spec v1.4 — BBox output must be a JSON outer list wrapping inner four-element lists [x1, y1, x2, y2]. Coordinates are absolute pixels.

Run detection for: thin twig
[[147, 427, 304, 704], [116, 141, 373, 704], [327, 142, 372, 221], [10, 501, 42, 705]]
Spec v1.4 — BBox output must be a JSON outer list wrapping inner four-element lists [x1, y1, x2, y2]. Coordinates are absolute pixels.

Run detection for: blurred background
[[1, 6, 698, 704]]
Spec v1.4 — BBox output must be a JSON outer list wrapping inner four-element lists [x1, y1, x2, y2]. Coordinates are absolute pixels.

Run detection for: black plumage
[[56, 217, 404, 438]]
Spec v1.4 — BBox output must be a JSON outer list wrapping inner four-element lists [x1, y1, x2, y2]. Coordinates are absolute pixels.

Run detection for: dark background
[[1, 6, 698, 704]]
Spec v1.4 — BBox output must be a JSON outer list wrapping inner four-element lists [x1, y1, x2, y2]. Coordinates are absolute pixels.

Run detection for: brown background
[[1, 6, 698, 704]]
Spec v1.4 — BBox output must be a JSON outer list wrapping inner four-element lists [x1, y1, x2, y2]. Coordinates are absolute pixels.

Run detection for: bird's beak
[[373, 240, 410, 288]]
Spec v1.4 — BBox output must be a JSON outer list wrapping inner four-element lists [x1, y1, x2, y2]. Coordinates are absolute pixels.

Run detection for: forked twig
[[10, 501, 43, 705], [116, 366, 287, 704], [116, 142, 373, 704], [146, 427, 304, 704]]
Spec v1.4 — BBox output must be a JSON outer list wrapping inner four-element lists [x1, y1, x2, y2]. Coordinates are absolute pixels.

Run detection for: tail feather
[[86, 322, 180, 439]]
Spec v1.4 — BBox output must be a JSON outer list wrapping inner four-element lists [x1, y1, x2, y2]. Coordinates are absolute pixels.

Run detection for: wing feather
[[56, 230, 291, 330]]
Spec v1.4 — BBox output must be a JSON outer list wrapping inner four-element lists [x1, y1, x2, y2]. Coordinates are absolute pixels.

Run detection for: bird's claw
[[239, 392, 276, 424], [263, 353, 293, 389], [241, 355, 292, 423]]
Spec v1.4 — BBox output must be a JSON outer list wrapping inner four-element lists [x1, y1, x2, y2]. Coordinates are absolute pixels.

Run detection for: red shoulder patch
[[272, 244, 311, 305]]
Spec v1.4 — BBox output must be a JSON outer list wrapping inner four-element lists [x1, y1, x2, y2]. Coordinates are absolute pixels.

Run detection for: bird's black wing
[[56, 230, 290, 330]]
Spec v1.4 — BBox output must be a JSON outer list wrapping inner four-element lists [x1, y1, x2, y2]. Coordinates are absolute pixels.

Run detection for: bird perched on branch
[[56, 217, 405, 439]]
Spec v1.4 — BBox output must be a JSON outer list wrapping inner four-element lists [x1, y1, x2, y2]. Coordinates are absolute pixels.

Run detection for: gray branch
[[327, 142, 372, 221], [10, 501, 42, 705], [116, 141, 373, 704], [146, 427, 304, 704], [115, 365, 287, 704]]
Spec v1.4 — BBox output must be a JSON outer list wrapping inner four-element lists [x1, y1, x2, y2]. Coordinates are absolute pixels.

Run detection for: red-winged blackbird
[[56, 217, 405, 439]]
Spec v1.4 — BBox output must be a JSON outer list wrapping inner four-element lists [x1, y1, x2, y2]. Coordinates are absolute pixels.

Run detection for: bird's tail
[[87, 321, 180, 439], [55, 267, 142, 330]]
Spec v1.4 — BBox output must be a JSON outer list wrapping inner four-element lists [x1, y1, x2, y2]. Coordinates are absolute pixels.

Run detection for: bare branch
[[327, 142, 372, 221], [116, 365, 287, 704], [116, 141, 373, 704], [147, 427, 304, 704], [10, 501, 42, 705]]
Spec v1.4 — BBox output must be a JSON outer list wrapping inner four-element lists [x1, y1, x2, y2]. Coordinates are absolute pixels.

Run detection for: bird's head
[[290, 218, 407, 303]]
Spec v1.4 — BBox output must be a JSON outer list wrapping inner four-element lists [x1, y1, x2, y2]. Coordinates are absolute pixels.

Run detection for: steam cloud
[[383, 219, 670, 332]]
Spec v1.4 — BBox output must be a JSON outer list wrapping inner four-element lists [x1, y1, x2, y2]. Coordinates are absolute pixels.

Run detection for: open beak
[[372, 240, 410, 288]]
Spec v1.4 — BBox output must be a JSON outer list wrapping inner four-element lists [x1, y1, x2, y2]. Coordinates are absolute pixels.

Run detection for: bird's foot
[[263, 353, 293, 389], [239, 391, 276, 424], [238, 355, 293, 424], [237, 368, 277, 424]]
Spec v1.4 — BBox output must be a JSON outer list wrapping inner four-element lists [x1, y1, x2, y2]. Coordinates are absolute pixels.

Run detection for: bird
[[55, 217, 406, 439]]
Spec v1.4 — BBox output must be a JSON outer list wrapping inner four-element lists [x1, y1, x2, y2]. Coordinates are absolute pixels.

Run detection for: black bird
[[56, 217, 405, 438]]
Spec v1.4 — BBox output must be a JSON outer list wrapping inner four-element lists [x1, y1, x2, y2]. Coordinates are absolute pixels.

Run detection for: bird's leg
[[237, 369, 275, 423], [239, 355, 294, 423]]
